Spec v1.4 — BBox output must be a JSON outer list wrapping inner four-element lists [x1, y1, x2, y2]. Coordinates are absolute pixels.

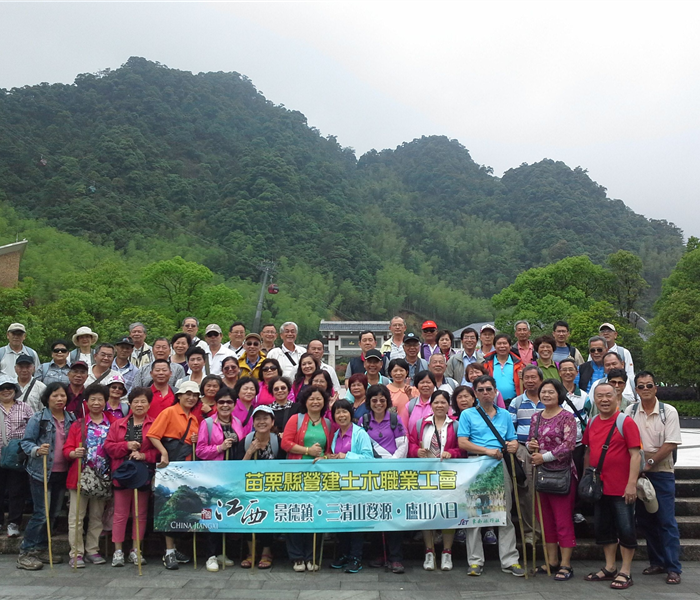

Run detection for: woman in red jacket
[[63, 384, 112, 568], [281, 386, 332, 571], [408, 390, 463, 573], [104, 386, 158, 567]]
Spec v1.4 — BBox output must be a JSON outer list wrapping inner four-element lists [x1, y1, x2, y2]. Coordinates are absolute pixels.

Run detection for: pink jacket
[[408, 415, 464, 458], [195, 415, 244, 461]]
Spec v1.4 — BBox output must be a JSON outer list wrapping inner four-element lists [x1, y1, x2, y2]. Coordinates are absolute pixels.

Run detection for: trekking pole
[[318, 532, 325, 571], [509, 452, 528, 579], [43, 454, 53, 570], [222, 447, 229, 571], [134, 488, 142, 576], [382, 532, 388, 571], [251, 450, 258, 571], [74, 443, 83, 572], [536, 491, 550, 575], [192, 441, 197, 570], [312, 532, 317, 573], [531, 466, 537, 577]]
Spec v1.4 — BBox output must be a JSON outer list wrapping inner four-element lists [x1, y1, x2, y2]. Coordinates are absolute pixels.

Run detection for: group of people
[[0, 316, 684, 586]]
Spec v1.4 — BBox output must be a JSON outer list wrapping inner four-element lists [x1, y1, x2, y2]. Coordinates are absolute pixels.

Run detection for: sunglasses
[[222, 365, 238, 371], [589, 348, 605, 353], [636, 383, 655, 390], [476, 387, 494, 392], [53, 348, 68, 353], [245, 340, 260, 346], [206, 332, 221, 337], [370, 398, 387, 403], [261, 366, 277, 372], [272, 387, 288, 393], [217, 400, 235, 406], [609, 380, 626, 386], [422, 328, 437, 333]]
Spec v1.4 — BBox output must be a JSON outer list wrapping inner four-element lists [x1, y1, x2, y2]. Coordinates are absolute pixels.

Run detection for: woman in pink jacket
[[408, 390, 463, 573]]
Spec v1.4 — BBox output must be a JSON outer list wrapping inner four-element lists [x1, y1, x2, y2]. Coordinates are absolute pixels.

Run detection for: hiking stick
[[74, 443, 82, 572], [536, 491, 551, 576], [134, 488, 142, 576], [509, 453, 528, 579], [43, 454, 53, 570]]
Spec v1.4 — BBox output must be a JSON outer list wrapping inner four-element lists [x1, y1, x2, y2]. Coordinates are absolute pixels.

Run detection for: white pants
[[466, 458, 521, 568]]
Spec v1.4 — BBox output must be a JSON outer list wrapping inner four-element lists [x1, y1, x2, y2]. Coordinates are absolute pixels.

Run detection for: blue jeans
[[637, 472, 682, 574], [20, 472, 67, 553], [594, 494, 637, 548]]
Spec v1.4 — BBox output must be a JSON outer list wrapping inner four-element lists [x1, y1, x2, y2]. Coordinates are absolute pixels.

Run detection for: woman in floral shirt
[[527, 379, 577, 581]]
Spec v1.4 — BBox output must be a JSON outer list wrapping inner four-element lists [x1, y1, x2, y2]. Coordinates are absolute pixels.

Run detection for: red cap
[[421, 320, 438, 330]]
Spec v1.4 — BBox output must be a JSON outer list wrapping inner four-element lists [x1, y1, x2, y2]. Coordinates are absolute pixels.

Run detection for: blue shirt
[[508, 393, 545, 443], [575, 361, 605, 392], [492, 356, 516, 400], [458, 406, 516, 450]]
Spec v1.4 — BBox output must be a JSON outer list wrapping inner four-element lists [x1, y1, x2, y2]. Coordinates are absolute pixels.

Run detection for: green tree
[[607, 250, 648, 320]]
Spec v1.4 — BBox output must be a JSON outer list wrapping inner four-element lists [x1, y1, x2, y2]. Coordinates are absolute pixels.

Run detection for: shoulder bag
[[476, 406, 527, 487], [79, 419, 113, 499], [577, 418, 619, 503], [532, 413, 571, 495], [161, 418, 193, 462]]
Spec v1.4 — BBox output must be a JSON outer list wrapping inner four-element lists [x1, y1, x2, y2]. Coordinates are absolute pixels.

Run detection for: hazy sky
[[2, 1, 698, 238]]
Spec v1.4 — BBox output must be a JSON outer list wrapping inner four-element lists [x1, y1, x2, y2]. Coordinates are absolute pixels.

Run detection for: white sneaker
[[206, 555, 219, 572], [128, 549, 147, 565], [306, 561, 319, 571], [441, 551, 453, 571], [111, 550, 125, 567], [7, 523, 20, 538], [293, 560, 306, 572], [217, 554, 234, 567], [423, 551, 435, 571]]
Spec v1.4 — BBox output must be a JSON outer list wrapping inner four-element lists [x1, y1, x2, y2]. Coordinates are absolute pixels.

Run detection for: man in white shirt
[[267, 321, 306, 380], [14, 354, 45, 413], [0, 323, 40, 376], [598, 323, 634, 382], [307, 339, 341, 391], [223, 321, 246, 358], [86, 343, 119, 385], [380, 316, 406, 360], [446, 327, 484, 384], [133, 337, 186, 388], [204, 324, 236, 376], [129, 322, 152, 368], [181, 316, 208, 350]]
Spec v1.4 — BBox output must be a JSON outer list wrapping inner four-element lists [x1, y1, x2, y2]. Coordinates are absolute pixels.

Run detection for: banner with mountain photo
[[153, 456, 506, 533]]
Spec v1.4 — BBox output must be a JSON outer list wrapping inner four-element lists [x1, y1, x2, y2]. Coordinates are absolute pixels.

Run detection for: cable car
[[268, 284, 279, 294]]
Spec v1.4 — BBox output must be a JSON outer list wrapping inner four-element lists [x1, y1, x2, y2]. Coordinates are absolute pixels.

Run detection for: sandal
[[585, 566, 618, 581], [536, 563, 560, 575], [666, 572, 681, 585], [643, 565, 666, 575], [258, 554, 273, 569], [240, 555, 253, 569], [610, 573, 633, 589], [554, 566, 574, 581]]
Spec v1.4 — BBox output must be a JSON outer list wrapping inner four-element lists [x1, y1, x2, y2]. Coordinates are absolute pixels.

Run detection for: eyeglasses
[[217, 400, 235, 406], [222, 365, 238, 371], [272, 387, 288, 393], [245, 341, 260, 346], [609, 380, 626, 386], [636, 383, 655, 390], [476, 387, 494, 392], [370, 398, 387, 403], [53, 348, 68, 353], [589, 348, 605, 353], [183, 324, 197, 329]]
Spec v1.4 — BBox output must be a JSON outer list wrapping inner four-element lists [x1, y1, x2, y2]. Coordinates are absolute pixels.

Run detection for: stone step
[[675, 479, 700, 497], [676, 467, 700, 480], [676, 497, 700, 516], [572, 515, 700, 539]]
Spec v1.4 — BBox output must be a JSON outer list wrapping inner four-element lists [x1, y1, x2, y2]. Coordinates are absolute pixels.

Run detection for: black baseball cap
[[403, 333, 421, 344], [364, 349, 383, 361]]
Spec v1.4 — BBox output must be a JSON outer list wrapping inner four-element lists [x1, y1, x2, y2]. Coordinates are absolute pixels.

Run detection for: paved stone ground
[[0, 556, 697, 600]]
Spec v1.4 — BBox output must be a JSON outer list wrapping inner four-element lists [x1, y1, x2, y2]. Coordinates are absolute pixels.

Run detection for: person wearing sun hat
[[69, 327, 99, 368], [0, 323, 40, 376]]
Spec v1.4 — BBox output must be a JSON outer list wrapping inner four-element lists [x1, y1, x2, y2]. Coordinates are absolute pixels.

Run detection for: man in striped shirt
[[508, 365, 545, 545]]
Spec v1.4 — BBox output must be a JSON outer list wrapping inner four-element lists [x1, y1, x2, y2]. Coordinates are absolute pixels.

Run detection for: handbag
[[476, 406, 527, 487], [161, 419, 193, 462], [0, 408, 28, 472], [532, 413, 571, 495], [78, 418, 112, 499], [577, 418, 618, 503]]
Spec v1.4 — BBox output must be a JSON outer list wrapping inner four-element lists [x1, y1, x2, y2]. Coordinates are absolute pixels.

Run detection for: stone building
[[0, 240, 28, 288]]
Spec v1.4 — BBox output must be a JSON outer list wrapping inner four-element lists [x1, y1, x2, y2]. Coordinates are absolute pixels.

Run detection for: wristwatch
[[647, 459, 655, 466]]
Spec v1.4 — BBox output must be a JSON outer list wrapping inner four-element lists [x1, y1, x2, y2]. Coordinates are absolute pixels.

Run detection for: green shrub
[[664, 400, 700, 417]]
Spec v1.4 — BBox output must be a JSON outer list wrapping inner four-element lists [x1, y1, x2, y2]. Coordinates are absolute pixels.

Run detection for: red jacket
[[104, 415, 158, 487], [408, 415, 464, 458], [63, 416, 113, 490], [281, 413, 332, 459], [482, 351, 524, 397]]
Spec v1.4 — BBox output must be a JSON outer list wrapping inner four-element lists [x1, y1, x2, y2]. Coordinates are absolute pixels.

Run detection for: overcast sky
[[2, 1, 698, 238]]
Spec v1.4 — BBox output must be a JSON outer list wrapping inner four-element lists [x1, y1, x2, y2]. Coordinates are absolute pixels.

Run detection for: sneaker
[[331, 554, 349, 569], [174, 549, 191, 564], [69, 555, 85, 569], [217, 554, 234, 567], [344, 558, 362, 573], [441, 551, 453, 571], [369, 557, 387, 569], [206, 555, 219, 572], [293, 560, 306, 572], [128, 549, 147, 565], [390, 561, 405, 574], [423, 551, 435, 571], [7, 523, 20, 538], [17, 553, 43, 571], [454, 529, 466, 543], [111, 550, 125, 567], [502, 563, 526, 577], [163, 552, 179, 570], [29, 549, 62, 564], [84, 552, 106, 565], [483, 529, 497, 545], [573, 513, 586, 524], [468, 563, 483, 576], [306, 561, 319, 572]]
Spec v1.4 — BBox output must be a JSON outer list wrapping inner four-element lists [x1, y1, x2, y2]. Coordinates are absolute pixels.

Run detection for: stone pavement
[[0, 556, 698, 600]]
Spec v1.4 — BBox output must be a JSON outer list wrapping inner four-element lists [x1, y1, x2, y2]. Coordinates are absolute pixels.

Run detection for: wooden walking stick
[[312, 532, 317, 573], [509, 453, 528, 579], [42, 454, 54, 570], [536, 491, 551, 576], [192, 440, 197, 570], [531, 466, 537, 577], [251, 448, 258, 571], [134, 488, 142, 576], [74, 442, 83, 572], [222, 446, 229, 571]]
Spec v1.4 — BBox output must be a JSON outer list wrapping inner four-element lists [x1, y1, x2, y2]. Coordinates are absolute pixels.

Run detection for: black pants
[[286, 533, 321, 562], [368, 531, 403, 563], [0, 466, 28, 527], [337, 531, 364, 561]]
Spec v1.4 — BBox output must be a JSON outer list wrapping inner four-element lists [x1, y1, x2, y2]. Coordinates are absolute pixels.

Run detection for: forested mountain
[[0, 57, 684, 332]]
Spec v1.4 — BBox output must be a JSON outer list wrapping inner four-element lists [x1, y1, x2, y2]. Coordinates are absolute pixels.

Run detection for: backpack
[[415, 417, 459, 440], [629, 401, 678, 463], [244, 431, 279, 457], [589, 412, 645, 472], [361, 411, 398, 432], [296, 413, 331, 431]]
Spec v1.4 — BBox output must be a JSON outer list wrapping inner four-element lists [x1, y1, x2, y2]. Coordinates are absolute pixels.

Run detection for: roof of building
[[452, 322, 496, 337], [0, 240, 28, 258], [319, 320, 391, 333]]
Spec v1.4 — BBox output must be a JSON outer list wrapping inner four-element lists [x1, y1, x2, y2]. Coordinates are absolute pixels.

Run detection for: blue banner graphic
[[153, 456, 507, 533]]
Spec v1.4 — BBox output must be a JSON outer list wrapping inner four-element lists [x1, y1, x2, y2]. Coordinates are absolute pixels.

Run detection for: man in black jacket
[[576, 336, 607, 392]]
